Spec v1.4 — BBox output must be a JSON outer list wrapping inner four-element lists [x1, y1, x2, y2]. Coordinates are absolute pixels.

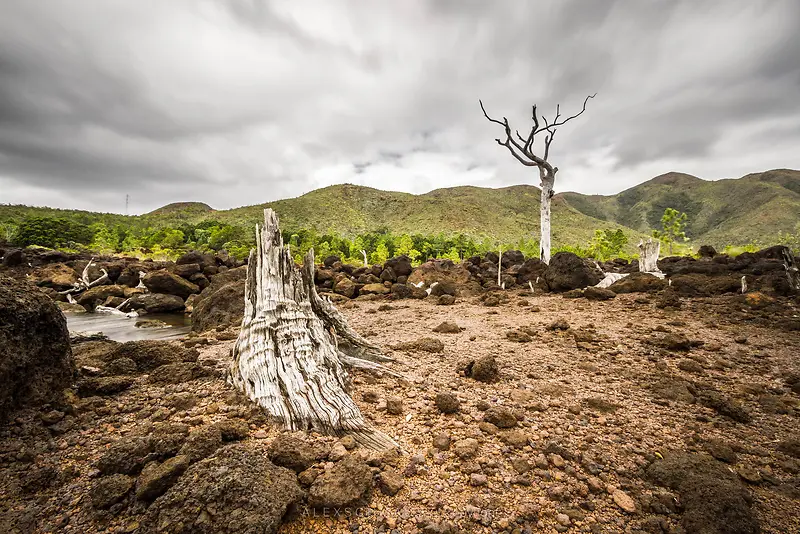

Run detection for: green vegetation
[[2, 168, 798, 261], [652, 208, 688, 255]]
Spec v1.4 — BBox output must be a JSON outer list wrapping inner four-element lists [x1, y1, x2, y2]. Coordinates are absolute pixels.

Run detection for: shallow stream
[[65, 311, 191, 342]]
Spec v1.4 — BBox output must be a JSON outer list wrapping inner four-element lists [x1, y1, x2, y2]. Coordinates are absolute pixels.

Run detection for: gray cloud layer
[[1, 0, 799, 213]]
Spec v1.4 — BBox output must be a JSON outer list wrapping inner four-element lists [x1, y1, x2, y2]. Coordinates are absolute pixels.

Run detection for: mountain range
[[2, 168, 799, 249]]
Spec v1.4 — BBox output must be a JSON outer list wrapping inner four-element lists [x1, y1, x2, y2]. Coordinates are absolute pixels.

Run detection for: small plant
[[652, 208, 688, 256], [588, 228, 628, 261]]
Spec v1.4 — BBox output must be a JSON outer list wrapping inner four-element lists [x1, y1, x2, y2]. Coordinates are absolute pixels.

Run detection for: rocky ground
[[1, 288, 799, 533]]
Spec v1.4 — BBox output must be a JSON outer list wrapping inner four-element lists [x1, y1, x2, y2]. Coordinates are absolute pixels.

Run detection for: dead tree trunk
[[480, 94, 594, 264], [228, 209, 397, 450], [782, 247, 800, 290], [638, 238, 662, 274]]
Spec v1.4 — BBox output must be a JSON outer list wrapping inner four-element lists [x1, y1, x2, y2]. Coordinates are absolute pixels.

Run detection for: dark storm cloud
[[1, 0, 799, 213]]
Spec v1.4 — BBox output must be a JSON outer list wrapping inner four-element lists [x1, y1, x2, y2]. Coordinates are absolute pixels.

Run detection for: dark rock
[[698, 391, 752, 423], [334, 278, 359, 299], [544, 252, 603, 292], [0, 276, 74, 421], [2, 248, 24, 266], [267, 434, 328, 472], [484, 406, 516, 428], [670, 274, 741, 296], [129, 293, 186, 313], [608, 272, 667, 293], [176, 250, 215, 269], [393, 337, 444, 353], [143, 270, 200, 299], [308, 454, 373, 509], [97, 437, 155, 475], [646, 452, 759, 534], [191, 265, 247, 332], [429, 280, 457, 297], [390, 282, 412, 299], [172, 263, 201, 278], [379, 266, 397, 283], [467, 355, 499, 382], [583, 286, 616, 301], [142, 444, 302, 534], [77, 376, 134, 396], [501, 250, 525, 268], [76, 284, 127, 309], [323, 255, 341, 268], [28, 263, 79, 290], [90, 474, 134, 509], [188, 272, 210, 290], [547, 318, 570, 331], [136, 455, 191, 501], [178, 424, 224, 462], [704, 439, 737, 463], [433, 321, 461, 333], [777, 438, 800, 458], [698, 245, 718, 258], [506, 330, 532, 342], [437, 294, 456, 305], [360, 283, 390, 295], [385, 255, 413, 277], [435, 392, 460, 414], [377, 469, 405, 496], [148, 362, 211, 384], [516, 258, 548, 283]]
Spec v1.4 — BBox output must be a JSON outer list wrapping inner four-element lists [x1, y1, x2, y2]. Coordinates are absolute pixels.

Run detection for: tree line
[[2, 209, 795, 263]]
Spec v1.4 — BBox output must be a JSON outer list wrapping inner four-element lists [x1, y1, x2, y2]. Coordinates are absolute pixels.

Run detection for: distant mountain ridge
[[2, 169, 798, 248]]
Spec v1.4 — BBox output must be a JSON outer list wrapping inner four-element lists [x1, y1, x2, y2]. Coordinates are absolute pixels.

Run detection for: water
[[65, 311, 191, 342]]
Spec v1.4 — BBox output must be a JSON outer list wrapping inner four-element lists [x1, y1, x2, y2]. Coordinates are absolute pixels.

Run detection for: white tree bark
[[782, 247, 800, 290], [638, 238, 662, 274], [540, 170, 555, 264], [497, 247, 503, 286], [228, 209, 397, 450]]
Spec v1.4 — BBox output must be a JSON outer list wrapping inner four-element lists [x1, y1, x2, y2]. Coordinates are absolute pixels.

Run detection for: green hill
[[2, 168, 798, 250]]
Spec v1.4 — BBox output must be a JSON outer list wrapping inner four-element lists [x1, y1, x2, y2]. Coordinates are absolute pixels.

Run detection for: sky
[[1, 0, 799, 214]]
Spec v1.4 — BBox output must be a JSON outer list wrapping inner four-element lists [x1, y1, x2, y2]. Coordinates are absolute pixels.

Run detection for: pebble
[[612, 489, 636, 513]]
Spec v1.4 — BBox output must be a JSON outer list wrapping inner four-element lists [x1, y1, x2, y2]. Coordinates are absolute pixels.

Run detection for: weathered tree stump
[[228, 209, 397, 450]]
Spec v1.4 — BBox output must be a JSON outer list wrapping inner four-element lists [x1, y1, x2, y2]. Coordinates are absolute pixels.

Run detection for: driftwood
[[228, 209, 398, 450], [58, 257, 111, 297]]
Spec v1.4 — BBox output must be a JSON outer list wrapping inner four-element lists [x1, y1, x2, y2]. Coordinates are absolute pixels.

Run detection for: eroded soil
[[2, 292, 799, 533]]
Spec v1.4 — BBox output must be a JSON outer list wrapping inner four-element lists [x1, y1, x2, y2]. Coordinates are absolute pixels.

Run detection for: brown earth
[[1, 292, 799, 533]]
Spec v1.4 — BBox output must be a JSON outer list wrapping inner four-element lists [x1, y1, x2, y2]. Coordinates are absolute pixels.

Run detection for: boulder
[[76, 284, 127, 310], [143, 270, 199, 299], [142, 444, 303, 534], [583, 286, 616, 301], [308, 454, 373, 509], [698, 245, 718, 258], [385, 255, 413, 277], [406, 260, 473, 294], [608, 272, 667, 293], [333, 278, 359, 299], [323, 255, 341, 268], [2, 248, 25, 267], [389, 283, 412, 299], [191, 266, 247, 333], [516, 258, 548, 283], [360, 283, 390, 296], [267, 433, 328, 472], [28, 263, 79, 290], [176, 250, 216, 269], [129, 293, 185, 313], [0, 276, 74, 421], [172, 263, 201, 278], [647, 452, 759, 534], [500, 250, 525, 268], [543, 252, 604, 292], [669, 274, 742, 296]]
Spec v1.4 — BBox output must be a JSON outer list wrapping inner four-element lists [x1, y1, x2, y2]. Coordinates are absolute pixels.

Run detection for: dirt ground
[[1, 292, 799, 533]]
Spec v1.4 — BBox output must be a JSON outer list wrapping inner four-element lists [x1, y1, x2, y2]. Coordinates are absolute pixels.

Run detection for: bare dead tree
[[479, 94, 595, 263]]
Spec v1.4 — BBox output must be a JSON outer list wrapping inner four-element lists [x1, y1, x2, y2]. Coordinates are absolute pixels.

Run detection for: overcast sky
[[1, 1, 799, 214]]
